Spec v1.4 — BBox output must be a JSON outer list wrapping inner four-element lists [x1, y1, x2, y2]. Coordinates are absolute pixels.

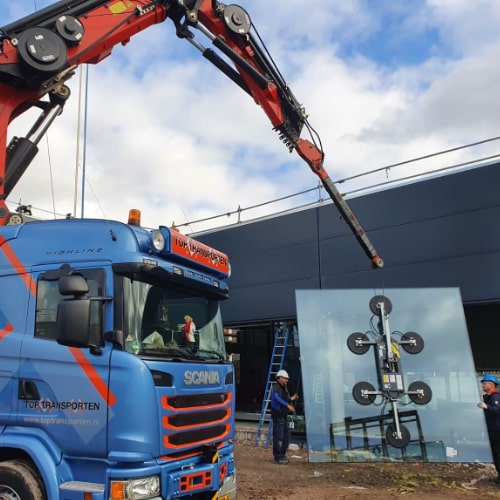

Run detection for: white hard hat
[[276, 369, 289, 379]]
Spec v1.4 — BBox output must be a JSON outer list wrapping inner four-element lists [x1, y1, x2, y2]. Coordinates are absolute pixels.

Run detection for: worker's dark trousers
[[272, 415, 289, 461], [488, 430, 500, 476]]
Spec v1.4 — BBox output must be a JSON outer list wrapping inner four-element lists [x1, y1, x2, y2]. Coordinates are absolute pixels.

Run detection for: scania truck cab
[[0, 214, 235, 499]]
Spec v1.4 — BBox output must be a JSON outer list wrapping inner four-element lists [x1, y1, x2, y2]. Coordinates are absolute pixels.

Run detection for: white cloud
[[3, 1, 500, 232]]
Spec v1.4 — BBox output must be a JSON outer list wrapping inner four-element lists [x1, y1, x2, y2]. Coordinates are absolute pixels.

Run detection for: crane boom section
[[0, 0, 383, 267]]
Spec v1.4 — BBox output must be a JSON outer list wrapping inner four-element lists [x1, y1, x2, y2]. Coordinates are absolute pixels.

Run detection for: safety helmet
[[276, 369, 289, 379], [481, 374, 499, 385]]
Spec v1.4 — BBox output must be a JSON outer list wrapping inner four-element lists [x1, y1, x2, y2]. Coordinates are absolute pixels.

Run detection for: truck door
[[0, 270, 31, 430], [17, 265, 113, 458]]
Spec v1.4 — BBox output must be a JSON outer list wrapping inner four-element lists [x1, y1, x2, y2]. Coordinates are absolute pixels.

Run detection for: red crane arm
[[0, 0, 383, 267], [0, 0, 169, 227]]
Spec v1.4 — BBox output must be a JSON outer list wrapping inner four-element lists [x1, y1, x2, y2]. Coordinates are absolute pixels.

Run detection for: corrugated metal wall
[[198, 162, 500, 324]]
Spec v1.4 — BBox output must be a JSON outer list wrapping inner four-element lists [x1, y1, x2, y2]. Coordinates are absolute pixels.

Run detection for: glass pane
[[296, 288, 491, 463]]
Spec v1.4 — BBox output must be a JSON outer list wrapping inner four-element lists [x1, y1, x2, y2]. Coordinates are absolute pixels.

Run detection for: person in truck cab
[[182, 315, 196, 348]]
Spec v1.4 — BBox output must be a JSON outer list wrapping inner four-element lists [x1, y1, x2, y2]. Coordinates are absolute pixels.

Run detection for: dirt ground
[[234, 438, 500, 499]]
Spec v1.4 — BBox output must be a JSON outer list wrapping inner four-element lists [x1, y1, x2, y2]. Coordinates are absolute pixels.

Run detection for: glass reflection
[[296, 288, 491, 463]]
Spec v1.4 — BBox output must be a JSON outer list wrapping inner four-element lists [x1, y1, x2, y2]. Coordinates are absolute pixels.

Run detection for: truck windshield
[[121, 276, 227, 361]]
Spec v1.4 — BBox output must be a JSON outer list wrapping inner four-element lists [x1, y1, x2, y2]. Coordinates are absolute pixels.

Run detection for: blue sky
[[2, 1, 500, 231]]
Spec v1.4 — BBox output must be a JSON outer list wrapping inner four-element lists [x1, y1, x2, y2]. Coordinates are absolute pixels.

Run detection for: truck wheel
[[0, 460, 45, 500]]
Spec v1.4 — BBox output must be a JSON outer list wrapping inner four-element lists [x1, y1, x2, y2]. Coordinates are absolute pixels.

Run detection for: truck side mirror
[[56, 274, 91, 347], [55, 273, 111, 349], [59, 274, 89, 296], [56, 298, 91, 348]]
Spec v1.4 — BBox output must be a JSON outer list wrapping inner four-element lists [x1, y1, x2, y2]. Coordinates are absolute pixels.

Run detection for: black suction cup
[[352, 381, 377, 405], [347, 332, 370, 354], [408, 381, 432, 405], [369, 295, 392, 316], [400, 331, 424, 354], [385, 423, 411, 448]]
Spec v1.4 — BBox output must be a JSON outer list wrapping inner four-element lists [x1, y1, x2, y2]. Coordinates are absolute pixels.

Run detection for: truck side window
[[35, 281, 62, 340], [35, 270, 106, 344]]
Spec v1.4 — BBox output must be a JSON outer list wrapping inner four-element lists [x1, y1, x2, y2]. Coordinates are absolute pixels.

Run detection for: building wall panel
[[197, 163, 500, 324]]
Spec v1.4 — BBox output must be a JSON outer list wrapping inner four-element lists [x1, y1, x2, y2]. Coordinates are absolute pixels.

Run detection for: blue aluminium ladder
[[255, 327, 290, 447]]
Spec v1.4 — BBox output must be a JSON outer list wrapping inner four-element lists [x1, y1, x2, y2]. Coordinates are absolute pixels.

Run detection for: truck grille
[[161, 392, 232, 452], [166, 393, 229, 408], [168, 409, 228, 427], [167, 425, 229, 446]]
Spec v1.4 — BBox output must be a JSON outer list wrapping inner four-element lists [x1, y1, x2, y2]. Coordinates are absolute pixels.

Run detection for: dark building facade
[[197, 162, 500, 413]]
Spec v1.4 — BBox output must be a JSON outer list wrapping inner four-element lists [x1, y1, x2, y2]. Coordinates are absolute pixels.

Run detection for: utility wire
[[336, 135, 500, 184], [344, 153, 500, 197], [45, 134, 57, 219], [176, 137, 500, 230], [7, 135, 500, 228]]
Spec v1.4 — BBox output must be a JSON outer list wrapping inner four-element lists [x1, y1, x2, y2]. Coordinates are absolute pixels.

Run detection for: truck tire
[[0, 460, 45, 500]]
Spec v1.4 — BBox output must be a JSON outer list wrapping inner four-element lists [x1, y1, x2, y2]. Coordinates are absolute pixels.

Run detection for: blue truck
[[0, 214, 235, 499]]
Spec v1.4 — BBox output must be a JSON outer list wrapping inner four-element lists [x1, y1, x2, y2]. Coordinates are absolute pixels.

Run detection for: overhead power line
[[177, 136, 500, 231], [7, 135, 500, 230]]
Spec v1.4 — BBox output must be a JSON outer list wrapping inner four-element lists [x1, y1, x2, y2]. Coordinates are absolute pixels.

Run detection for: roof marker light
[[128, 209, 141, 226]]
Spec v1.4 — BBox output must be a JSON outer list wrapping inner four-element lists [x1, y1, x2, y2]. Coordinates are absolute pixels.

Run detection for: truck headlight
[[151, 230, 165, 251], [110, 475, 160, 499]]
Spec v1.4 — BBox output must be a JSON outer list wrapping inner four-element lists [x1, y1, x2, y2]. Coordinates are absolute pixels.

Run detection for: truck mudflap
[[165, 451, 236, 499], [218, 472, 237, 500]]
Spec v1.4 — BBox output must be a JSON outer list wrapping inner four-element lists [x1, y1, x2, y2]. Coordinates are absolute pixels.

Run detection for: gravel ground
[[234, 436, 500, 499]]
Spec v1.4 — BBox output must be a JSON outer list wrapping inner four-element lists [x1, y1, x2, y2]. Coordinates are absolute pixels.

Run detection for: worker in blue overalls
[[270, 369, 298, 464], [478, 374, 500, 483]]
